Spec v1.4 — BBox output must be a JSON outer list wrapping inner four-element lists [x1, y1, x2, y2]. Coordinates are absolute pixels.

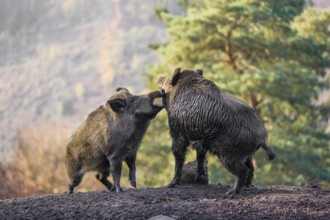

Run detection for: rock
[[181, 160, 208, 185], [305, 179, 322, 189], [148, 215, 175, 220]]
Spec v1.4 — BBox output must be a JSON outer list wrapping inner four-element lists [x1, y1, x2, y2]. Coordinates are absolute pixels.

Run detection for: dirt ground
[[1, 184, 329, 220]]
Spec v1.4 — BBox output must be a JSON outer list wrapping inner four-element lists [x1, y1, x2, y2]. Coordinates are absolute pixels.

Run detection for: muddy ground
[[1, 184, 329, 219]]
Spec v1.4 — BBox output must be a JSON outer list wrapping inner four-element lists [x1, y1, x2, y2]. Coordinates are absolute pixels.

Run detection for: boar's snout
[[149, 91, 165, 110], [134, 91, 164, 119]]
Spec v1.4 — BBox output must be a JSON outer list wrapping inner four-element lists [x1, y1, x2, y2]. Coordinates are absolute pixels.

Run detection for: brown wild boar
[[65, 88, 164, 193]]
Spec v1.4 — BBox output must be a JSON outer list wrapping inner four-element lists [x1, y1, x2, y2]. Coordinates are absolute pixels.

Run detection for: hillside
[[0, 185, 329, 219], [1, 0, 330, 203], [0, 0, 177, 160]]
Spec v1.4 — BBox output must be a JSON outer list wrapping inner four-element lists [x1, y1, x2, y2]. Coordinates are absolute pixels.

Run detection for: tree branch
[[224, 19, 245, 74], [249, 95, 266, 115], [225, 30, 239, 72]]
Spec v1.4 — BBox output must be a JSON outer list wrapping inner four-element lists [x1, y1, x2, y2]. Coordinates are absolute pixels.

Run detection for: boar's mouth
[[149, 91, 165, 110], [150, 97, 164, 110]]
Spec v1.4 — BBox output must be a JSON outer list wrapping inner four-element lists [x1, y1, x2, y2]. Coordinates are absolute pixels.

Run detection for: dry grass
[[0, 122, 107, 199]]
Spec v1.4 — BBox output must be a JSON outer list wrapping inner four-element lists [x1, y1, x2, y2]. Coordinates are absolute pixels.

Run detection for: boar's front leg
[[108, 156, 123, 192], [125, 155, 137, 188], [95, 168, 114, 191], [195, 148, 208, 183], [167, 133, 189, 188]]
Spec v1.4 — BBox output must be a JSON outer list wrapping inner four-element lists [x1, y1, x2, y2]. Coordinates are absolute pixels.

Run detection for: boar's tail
[[261, 143, 275, 161]]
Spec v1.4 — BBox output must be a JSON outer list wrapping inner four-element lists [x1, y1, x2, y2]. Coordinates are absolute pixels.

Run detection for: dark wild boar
[[65, 88, 164, 193], [158, 68, 275, 196]]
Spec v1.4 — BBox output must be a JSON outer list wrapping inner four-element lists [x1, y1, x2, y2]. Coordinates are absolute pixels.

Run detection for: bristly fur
[[158, 68, 275, 196], [65, 89, 164, 193]]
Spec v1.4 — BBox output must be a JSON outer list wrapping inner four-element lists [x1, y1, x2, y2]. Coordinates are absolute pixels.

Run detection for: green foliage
[[143, 0, 330, 187], [138, 110, 174, 187]]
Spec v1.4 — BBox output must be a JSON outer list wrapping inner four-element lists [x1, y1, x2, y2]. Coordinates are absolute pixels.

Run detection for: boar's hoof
[[67, 185, 74, 194], [167, 177, 181, 188], [194, 174, 208, 185], [116, 187, 123, 193], [166, 182, 177, 188], [225, 188, 240, 198], [110, 185, 123, 192], [130, 179, 137, 188], [111, 186, 123, 192]]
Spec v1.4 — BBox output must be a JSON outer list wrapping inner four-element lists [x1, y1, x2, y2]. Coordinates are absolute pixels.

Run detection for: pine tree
[[142, 0, 330, 187]]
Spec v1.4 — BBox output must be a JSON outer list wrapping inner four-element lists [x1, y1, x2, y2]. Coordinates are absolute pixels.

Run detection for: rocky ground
[[1, 184, 329, 219]]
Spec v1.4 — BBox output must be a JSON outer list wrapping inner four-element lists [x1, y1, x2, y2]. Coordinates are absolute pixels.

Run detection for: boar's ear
[[196, 69, 203, 76], [116, 87, 129, 93], [171, 67, 181, 86], [108, 97, 127, 112]]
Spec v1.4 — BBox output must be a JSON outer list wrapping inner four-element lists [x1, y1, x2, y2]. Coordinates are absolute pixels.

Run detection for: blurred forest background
[[0, 0, 329, 199]]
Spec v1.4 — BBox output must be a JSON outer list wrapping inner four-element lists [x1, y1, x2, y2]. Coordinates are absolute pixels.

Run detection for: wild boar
[[158, 68, 275, 196], [65, 88, 164, 193]]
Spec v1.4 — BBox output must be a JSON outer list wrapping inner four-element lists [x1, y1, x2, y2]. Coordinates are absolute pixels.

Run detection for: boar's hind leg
[[167, 135, 189, 188], [221, 157, 249, 196], [66, 159, 83, 194], [125, 156, 137, 188], [244, 156, 254, 187], [67, 167, 84, 194], [95, 170, 113, 191]]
